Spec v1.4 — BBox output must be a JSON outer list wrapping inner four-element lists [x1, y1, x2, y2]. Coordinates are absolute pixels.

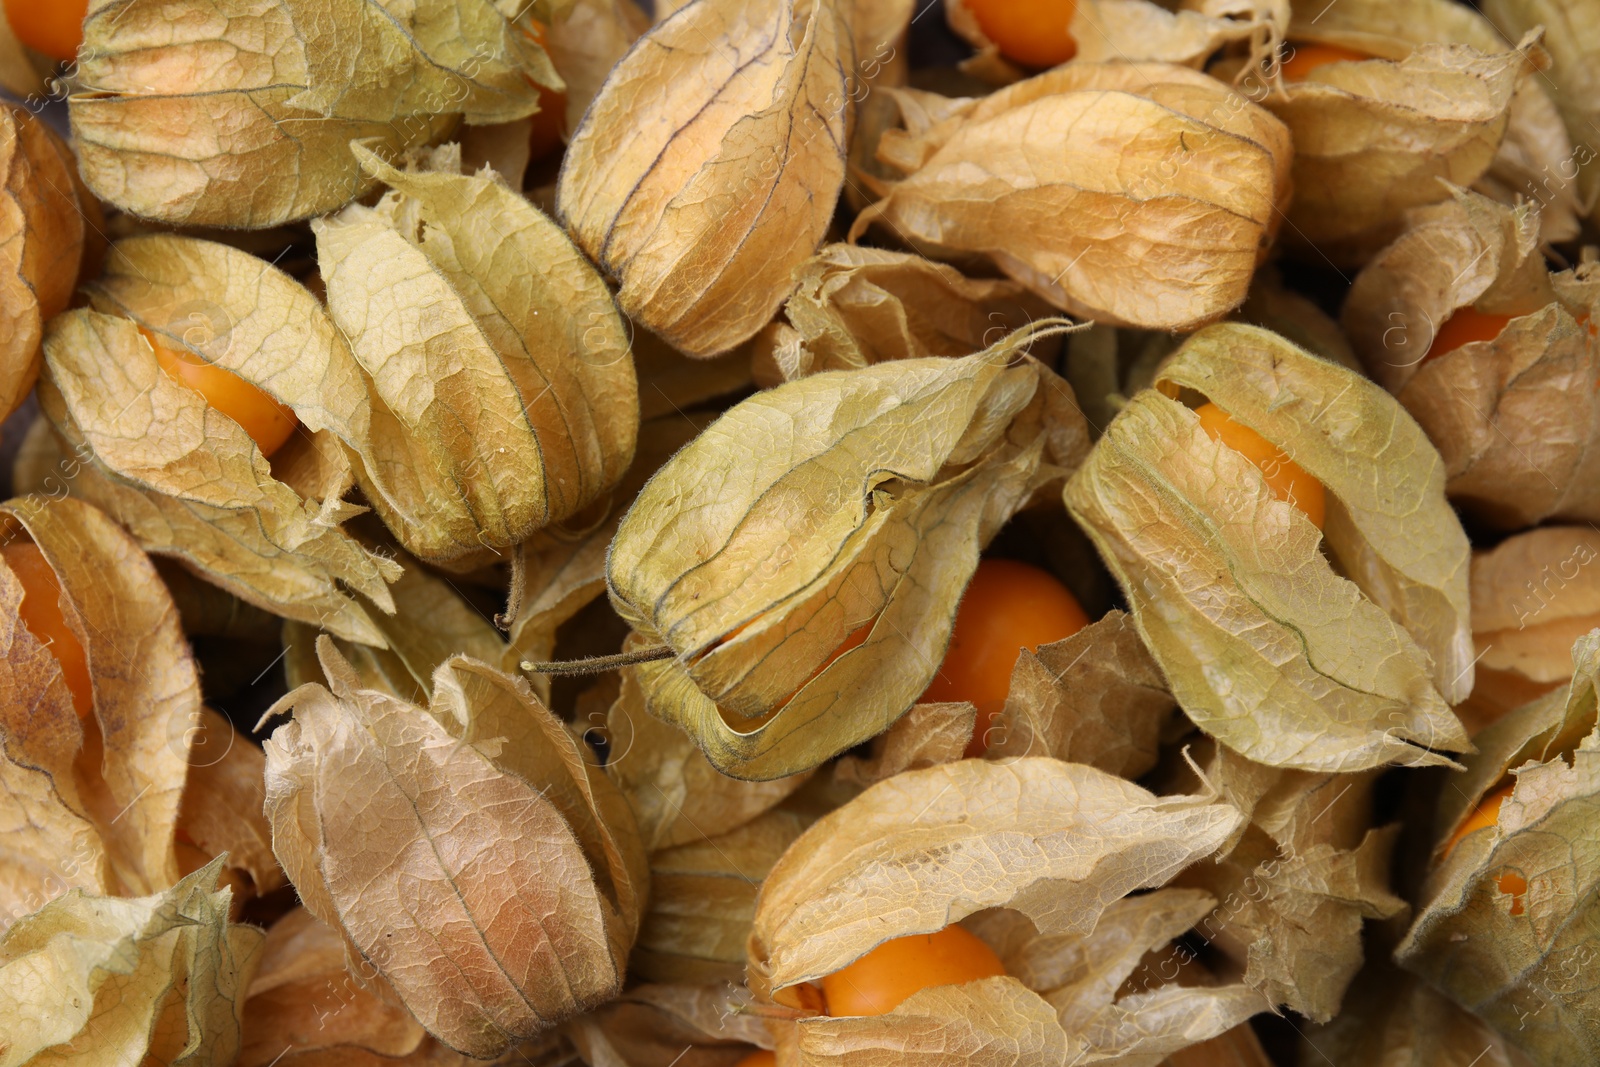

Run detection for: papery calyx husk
[[261, 638, 647, 1057], [1398, 630, 1600, 1063], [1066, 323, 1472, 772], [564, 983, 771, 1067], [1480, 0, 1600, 223], [607, 324, 1090, 780], [1285, 0, 1576, 247], [1163, 740, 1406, 1022], [68, 0, 558, 227], [283, 546, 505, 704], [1067, 0, 1285, 71], [557, 0, 853, 357], [1, 103, 92, 422], [1466, 526, 1600, 725], [1260, 28, 1532, 264], [852, 61, 1291, 331], [0, 494, 207, 919], [317, 145, 638, 565], [38, 235, 401, 644], [750, 243, 1054, 385], [1343, 188, 1600, 530], [633, 805, 813, 985], [0, 860, 263, 1067], [749, 757, 1268, 1064]]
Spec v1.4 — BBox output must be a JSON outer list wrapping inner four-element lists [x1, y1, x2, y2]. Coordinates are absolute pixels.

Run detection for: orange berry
[[822, 925, 1007, 1017], [3, 542, 93, 718], [1423, 307, 1512, 364], [1443, 782, 1529, 916], [525, 19, 568, 161], [3, 0, 88, 63], [1279, 41, 1373, 81], [920, 559, 1089, 757], [734, 1053, 776, 1067], [964, 0, 1078, 69], [1195, 402, 1326, 530], [143, 329, 298, 458]]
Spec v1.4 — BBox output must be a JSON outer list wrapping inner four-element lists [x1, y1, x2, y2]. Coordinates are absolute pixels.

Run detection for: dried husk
[[749, 244, 1055, 386], [1343, 190, 1600, 530], [984, 609, 1177, 779], [1464, 526, 1600, 729], [178, 707, 286, 904], [1261, 34, 1531, 265], [1066, 324, 1472, 772], [543, 0, 652, 135], [1481, 0, 1600, 223], [1066, 0, 1285, 71], [261, 639, 647, 1056], [68, 0, 559, 227], [605, 663, 811, 854], [239, 906, 431, 1067], [502, 414, 712, 702], [633, 806, 813, 985], [557, 0, 852, 357], [0, 860, 263, 1067], [283, 549, 504, 704], [1235, 268, 1363, 374], [239, 906, 568, 1067], [1303, 956, 1532, 1067], [0, 104, 89, 422], [564, 984, 772, 1067], [1283, 0, 1578, 242], [0, 495, 209, 921], [609, 328, 1090, 780], [832, 700, 976, 787], [316, 146, 638, 564], [749, 758, 1266, 1064], [1162, 740, 1406, 1022], [1397, 631, 1600, 1062], [853, 62, 1291, 331], [39, 236, 402, 644]]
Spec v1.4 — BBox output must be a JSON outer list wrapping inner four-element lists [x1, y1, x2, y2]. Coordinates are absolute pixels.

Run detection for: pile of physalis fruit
[[4, 0, 1600, 1063]]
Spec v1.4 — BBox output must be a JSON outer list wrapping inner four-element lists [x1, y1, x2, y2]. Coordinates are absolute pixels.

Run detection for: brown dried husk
[[1464, 526, 1600, 729], [38, 236, 403, 644], [68, 0, 559, 227], [0, 103, 90, 422], [1066, 324, 1472, 772], [1481, 0, 1600, 224], [261, 639, 647, 1057], [1068, 0, 1285, 72], [563, 983, 772, 1067], [502, 414, 713, 704], [749, 243, 1055, 386], [1262, 33, 1531, 265], [853, 61, 1291, 331], [1162, 740, 1406, 1022], [633, 806, 813, 985], [283, 549, 505, 705], [1283, 0, 1579, 242], [0, 860, 263, 1067], [1343, 189, 1600, 530], [749, 757, 1268, 1064], [542, 0, 652, 135], [239, 907, 567, 1067], [557, 0, 852, 357], [0, 495, 208, 923], [608, 326, 1090, 780], [1302, 955, 1533, 1067], [1397, 630, 1600, 1063], [983, 609, 1177, 779], [317, 146, 639, 564]]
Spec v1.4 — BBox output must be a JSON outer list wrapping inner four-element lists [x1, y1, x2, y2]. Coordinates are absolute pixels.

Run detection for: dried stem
[[520, 645, 675, 676]]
